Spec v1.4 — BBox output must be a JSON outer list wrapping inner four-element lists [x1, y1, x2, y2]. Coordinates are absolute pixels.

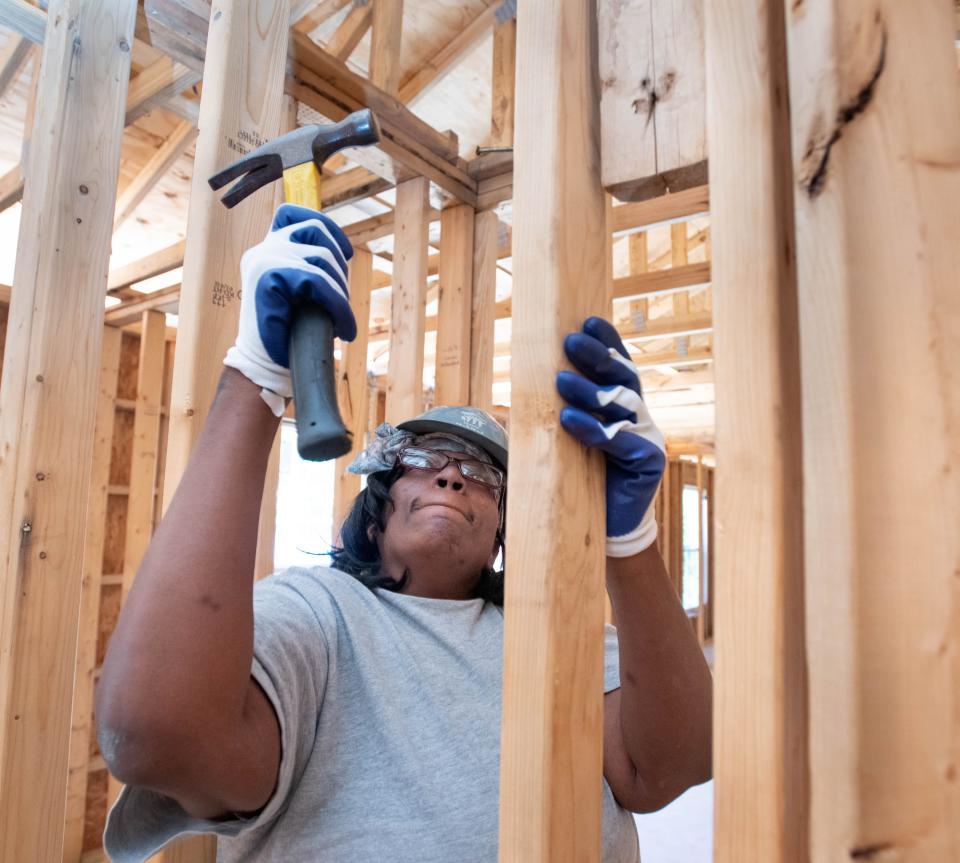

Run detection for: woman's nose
[[434, 461, 465, 491]]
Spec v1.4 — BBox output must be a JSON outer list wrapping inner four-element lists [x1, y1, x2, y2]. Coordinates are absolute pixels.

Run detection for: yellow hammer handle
[[282, 161, 323, 210]]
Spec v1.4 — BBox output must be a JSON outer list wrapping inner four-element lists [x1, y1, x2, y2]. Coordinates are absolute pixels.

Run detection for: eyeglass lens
[[399, 447, 504, 489]]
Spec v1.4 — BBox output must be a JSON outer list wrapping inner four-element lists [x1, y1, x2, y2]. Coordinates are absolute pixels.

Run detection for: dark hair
[[329, 464, 506, 606]]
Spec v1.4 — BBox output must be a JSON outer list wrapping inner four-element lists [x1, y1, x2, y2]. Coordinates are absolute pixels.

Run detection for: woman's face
[[377, 446, 502, 580]]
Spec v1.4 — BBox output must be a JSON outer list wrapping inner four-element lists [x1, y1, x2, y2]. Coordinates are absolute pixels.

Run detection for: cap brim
[[397, 418, 508, 473]]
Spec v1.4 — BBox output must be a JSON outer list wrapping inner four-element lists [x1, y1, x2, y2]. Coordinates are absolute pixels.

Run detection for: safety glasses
[[397, 446, 505, 491]]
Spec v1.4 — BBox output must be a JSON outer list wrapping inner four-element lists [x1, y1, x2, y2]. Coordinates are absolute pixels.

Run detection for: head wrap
[[347, 423, 493, 476]]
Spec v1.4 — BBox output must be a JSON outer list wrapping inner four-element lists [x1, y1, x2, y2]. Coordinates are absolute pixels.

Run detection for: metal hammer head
[[208, 109, 381, 208]]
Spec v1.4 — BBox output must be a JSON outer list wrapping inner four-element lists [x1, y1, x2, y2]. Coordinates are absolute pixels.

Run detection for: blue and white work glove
[[556, 317, 666, 557], [224, 203, 355, 416]]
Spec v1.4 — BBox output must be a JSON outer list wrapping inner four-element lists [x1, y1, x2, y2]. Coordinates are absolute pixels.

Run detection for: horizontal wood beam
[[288, 72, 477, 205], [619, 310, 712, 342], [0, 0, 45, 43], [322, 166, 394, 208], [108, 240, 185, 291], [104, 285, 180, 326], [613, 260, 711, 298], [611, 184, 709, 234], [629, 344, 713, 369], [343, 206, 442, 246]]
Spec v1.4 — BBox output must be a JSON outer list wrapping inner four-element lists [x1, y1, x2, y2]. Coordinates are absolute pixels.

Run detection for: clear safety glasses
[[397, 446, 505, 491]]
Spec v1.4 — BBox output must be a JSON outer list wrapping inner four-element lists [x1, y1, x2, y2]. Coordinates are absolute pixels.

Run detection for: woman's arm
[[603, 544, 713, 812], [95, 368, 282, 816]]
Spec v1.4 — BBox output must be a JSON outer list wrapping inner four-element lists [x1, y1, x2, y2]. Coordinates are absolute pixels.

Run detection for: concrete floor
[[634, 780, 713, 862]]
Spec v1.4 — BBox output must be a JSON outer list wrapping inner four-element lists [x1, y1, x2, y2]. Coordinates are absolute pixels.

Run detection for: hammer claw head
[[208, 153, 284, 207], [208, 109, 380, 209]]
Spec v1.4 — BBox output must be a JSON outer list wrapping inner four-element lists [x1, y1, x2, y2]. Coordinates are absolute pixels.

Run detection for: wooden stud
[[251, 94, 299, 586], [435, 204, 475, 406], [670, 222, 689, 314], [62, 327, 123, 863], [490, 15, 516, 147], [368, 0, 403, 96], [706, 0, 808, 860], [786, 2, 960, 857], [113, 121, 198, 230], [326, 1, 373, 61], [0, 4, 137, 860], [469, 210, 498, 413], [107, 310, 166, 807], [120, 311, 167, 605], [384, 175, 429, 424], [157, 3, 291, 860], [499, 1, 609, 861], [161, 0, 288, 506], [332, 248, 373, 534]]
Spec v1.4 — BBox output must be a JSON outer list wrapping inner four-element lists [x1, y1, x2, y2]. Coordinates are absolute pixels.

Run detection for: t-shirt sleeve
[[603, 623, 622, 693], [103, 569, 331, 862]]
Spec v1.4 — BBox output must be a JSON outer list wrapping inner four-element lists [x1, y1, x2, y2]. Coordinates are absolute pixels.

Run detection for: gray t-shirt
[[104, 565, 640, 862]]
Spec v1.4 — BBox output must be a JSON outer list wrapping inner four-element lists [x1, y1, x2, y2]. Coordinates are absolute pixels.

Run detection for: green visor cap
[[397, 406, 508, 474]]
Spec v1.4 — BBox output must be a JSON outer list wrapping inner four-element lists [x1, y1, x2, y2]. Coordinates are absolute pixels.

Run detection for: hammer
[[208, 109, 381, 461]]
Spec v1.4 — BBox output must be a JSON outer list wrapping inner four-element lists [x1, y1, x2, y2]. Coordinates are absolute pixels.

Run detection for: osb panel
[[103, 494, 128, 576], [110, 408, 135, 487], [97, 584, 122, 667], [82, 769, 108, 853], [117, 332, 140, 400]]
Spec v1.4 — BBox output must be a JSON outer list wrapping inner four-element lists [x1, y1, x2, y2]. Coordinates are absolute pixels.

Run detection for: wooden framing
[[332, 248, 374, 532], [786, 2, 960, 858], [598, 0, 707, 201], [434, 204, 475, 405], [384, 176, 429, 424], [490, 13, 516, 146], [113, 121, 198, 230], [0, 3, 137, 860], [498, 1, 609, 861], [62, 327, 123, 863], [369, 0, 404, 95], [0, 33, 31, 98], [326, 1, 373, 61], [156, 2, 291, 860], [706, 1, 808, 860], [398, 2, 499, 104], [468, 210, 498, 412], [120, 312, 166, 600]]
